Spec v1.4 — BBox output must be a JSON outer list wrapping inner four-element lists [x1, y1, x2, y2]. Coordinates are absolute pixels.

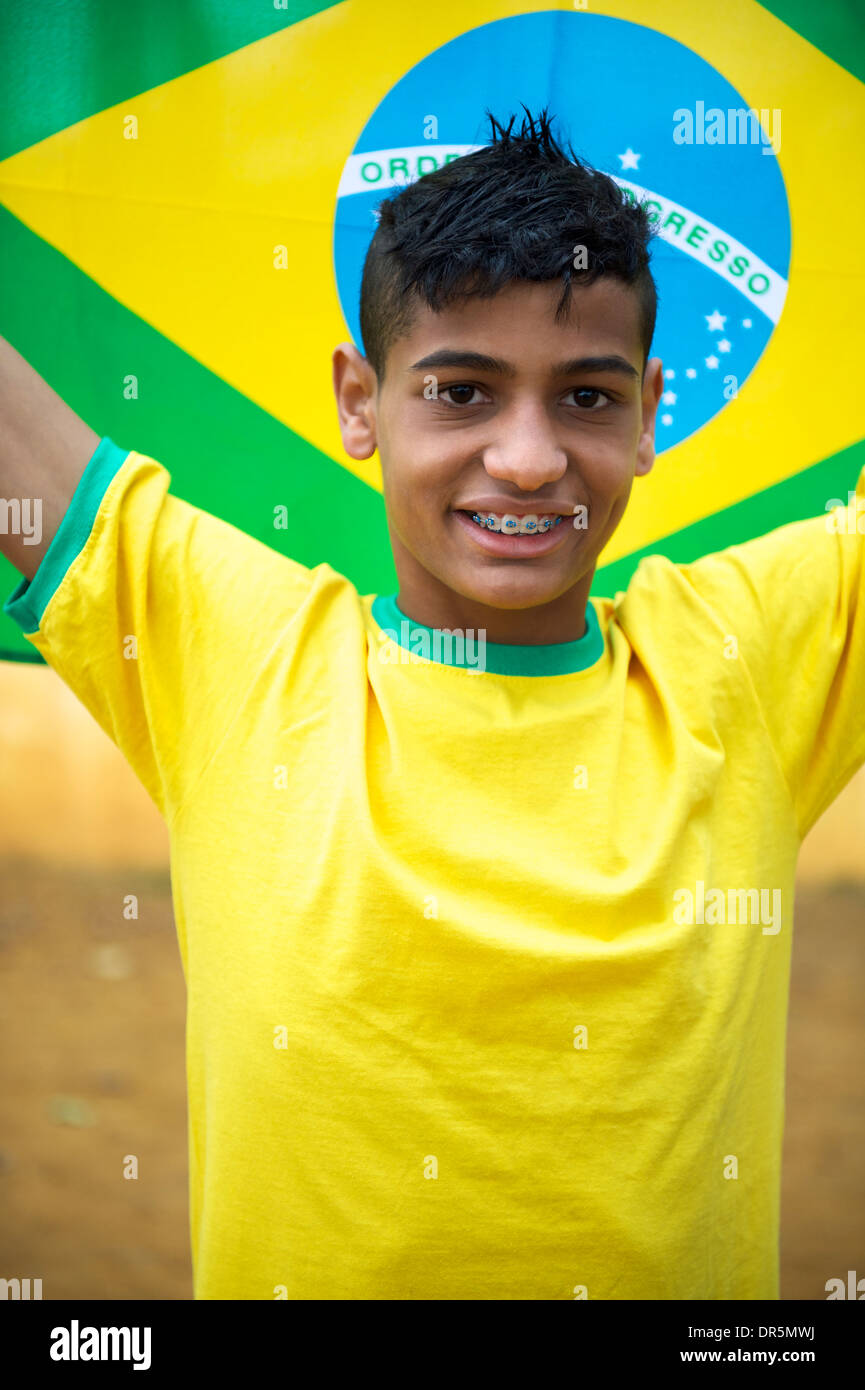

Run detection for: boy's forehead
[[391, 277, 643, 374]]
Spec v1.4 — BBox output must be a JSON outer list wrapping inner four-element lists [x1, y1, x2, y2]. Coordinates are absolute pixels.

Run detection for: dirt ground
[[0, 856, 862, 1301], [0, 856, 191, 1300]]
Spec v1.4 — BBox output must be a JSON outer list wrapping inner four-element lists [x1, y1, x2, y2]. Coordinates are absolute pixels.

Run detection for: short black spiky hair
[[359, 105, 658, 384]]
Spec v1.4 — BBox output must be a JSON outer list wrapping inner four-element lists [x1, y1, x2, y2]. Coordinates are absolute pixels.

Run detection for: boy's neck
[[392, 570, 594, 646]]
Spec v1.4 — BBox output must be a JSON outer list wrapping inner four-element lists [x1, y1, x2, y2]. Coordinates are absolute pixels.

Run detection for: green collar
[[370, 593, 605, 676]]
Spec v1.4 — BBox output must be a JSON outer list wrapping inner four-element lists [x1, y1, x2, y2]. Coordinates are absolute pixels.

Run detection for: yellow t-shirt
[[5, 437, 865, 1300]]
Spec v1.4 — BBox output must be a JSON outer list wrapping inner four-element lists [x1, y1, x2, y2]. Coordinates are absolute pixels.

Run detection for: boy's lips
[[451, 508, 572, 557], [454, 498, 574, 516]]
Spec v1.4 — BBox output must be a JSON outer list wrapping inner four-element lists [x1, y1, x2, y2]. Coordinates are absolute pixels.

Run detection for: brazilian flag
[[1, 0, 863, 662]]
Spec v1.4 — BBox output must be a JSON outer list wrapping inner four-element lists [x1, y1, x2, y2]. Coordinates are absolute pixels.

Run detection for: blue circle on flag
[[333, 11, 790, 452]]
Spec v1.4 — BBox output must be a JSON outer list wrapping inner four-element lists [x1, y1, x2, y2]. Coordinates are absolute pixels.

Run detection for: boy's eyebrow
[[407, 349, 640, 381]]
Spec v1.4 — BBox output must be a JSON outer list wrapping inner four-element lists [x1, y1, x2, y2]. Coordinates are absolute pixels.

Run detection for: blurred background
[[1, 0, 863, 1299]]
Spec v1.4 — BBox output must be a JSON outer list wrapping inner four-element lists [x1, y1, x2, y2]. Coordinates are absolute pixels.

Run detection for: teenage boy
[[2, 109, 863, 1301]]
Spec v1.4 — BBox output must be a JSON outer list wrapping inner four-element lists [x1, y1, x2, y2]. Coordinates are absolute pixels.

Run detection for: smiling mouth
[[466, 510, 564, 535], [452, 509, 573, 557]]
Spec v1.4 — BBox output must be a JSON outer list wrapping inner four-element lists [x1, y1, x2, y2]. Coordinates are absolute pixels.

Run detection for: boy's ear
[[332, 343, 379, 461], [635, 357, 665, 478]]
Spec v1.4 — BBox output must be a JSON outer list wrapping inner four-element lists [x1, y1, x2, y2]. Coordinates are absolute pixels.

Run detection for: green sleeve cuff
[[2, 436, 130, 634]]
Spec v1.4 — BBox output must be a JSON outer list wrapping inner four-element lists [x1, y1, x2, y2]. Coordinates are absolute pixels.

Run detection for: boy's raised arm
[[0, 333, 100, 580]]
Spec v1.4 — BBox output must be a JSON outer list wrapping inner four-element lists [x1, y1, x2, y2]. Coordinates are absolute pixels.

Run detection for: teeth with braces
[[469, 512, 564, 534]]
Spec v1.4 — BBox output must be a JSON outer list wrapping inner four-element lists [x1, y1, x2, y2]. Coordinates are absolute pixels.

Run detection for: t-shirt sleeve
[[674, 463, 865, 840], [3, 436, 318, 823]]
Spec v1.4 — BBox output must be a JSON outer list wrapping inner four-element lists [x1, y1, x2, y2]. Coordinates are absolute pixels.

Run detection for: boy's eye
[[566, 388, 612, 411], [438, 384, 485, 406]]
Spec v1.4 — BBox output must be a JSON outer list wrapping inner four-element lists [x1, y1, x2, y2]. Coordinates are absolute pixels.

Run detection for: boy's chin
[[444, 565, 577, 614]]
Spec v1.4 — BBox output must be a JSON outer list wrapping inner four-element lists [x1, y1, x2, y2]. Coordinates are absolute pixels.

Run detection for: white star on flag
[[664, 368, 676, 380], [705, 356, 720, 369], [662, 390, 677, 405], [617, 148, 641, 170], [686, 368, 697, 378], [661, 413, 673, 425], [717, 339, 731, 353], [705, 310, 726, 332]]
